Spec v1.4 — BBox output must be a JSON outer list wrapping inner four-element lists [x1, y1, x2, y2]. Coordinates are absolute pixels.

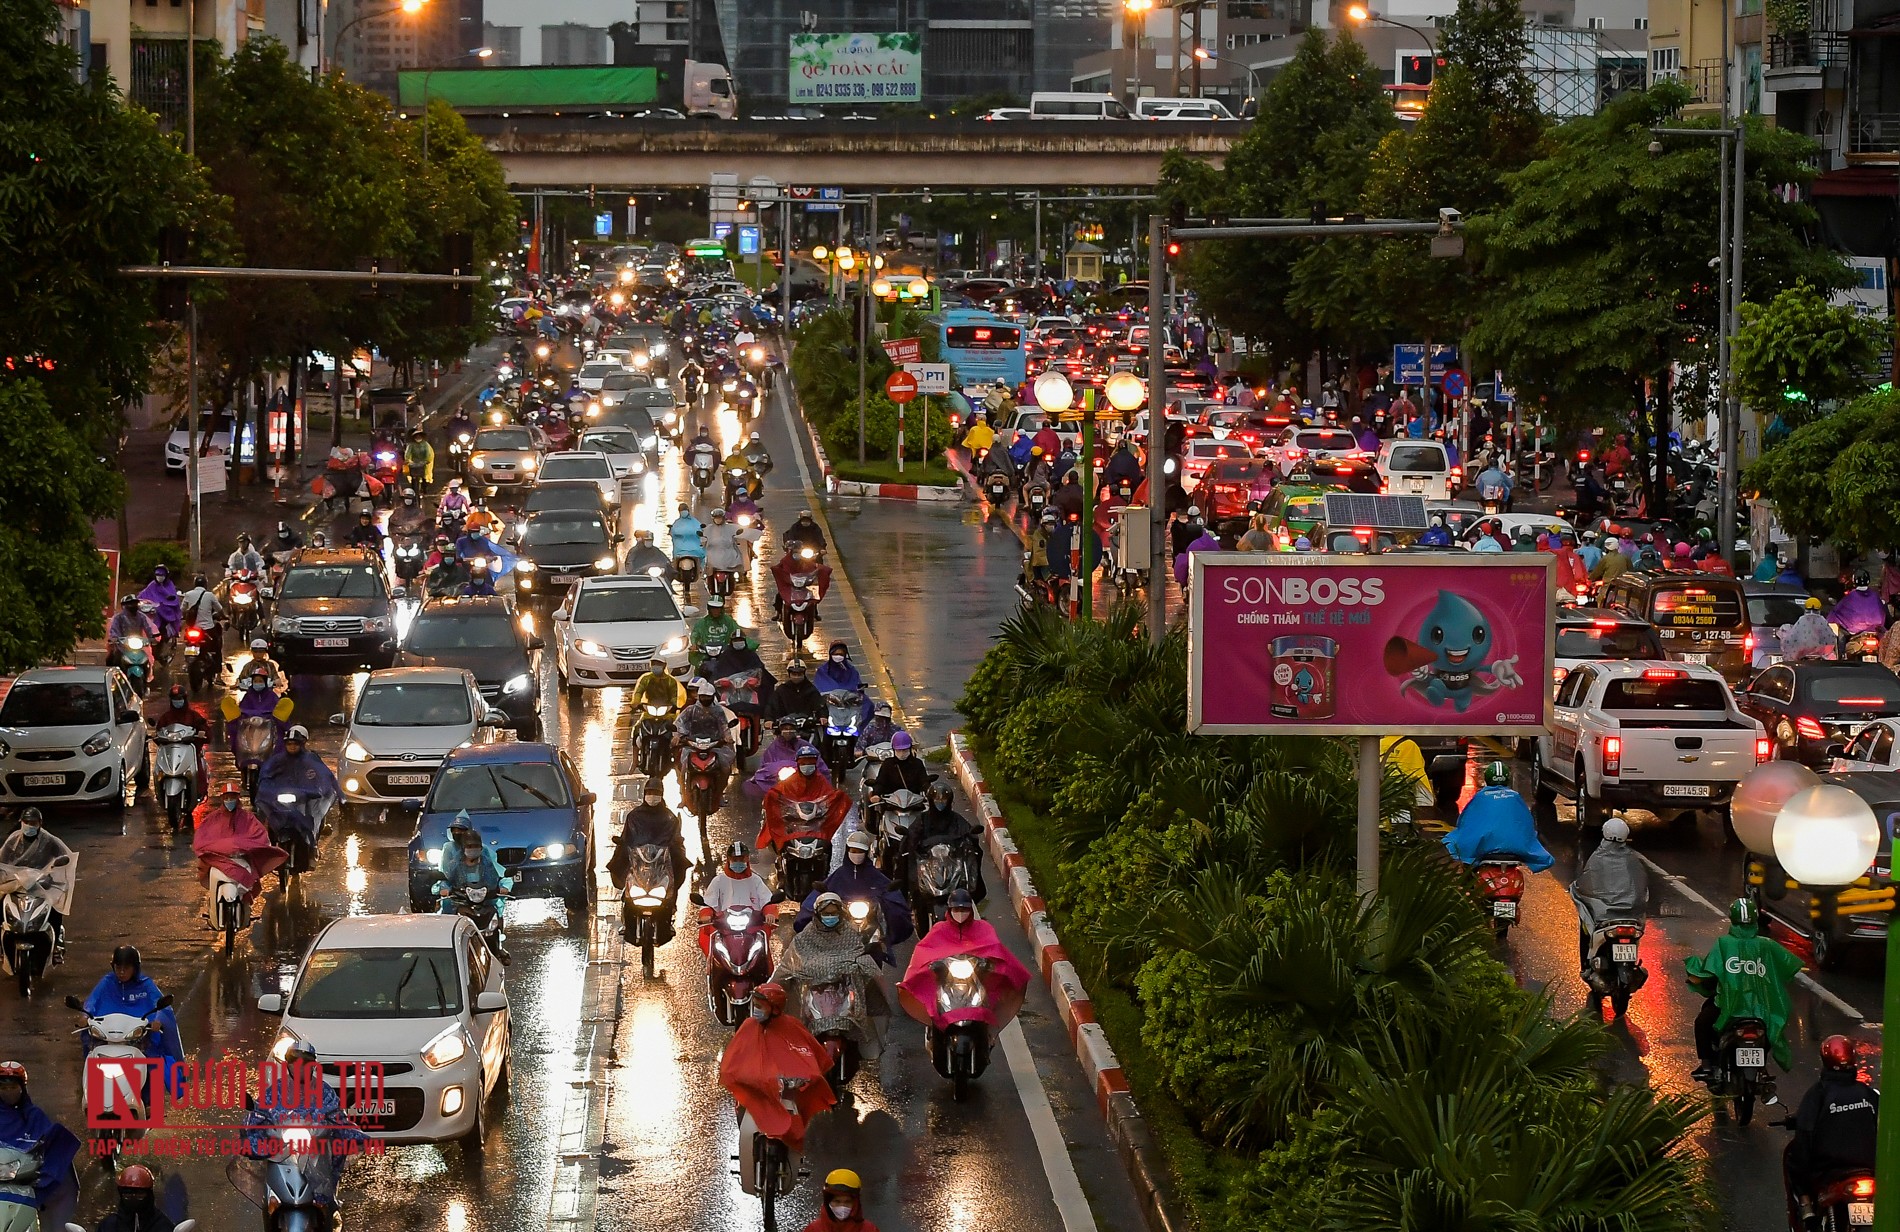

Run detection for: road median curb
[[948, 731, 1184, 1232]]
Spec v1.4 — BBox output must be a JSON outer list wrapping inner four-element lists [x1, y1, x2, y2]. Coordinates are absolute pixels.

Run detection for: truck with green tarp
[[397, 63, 735, 118]]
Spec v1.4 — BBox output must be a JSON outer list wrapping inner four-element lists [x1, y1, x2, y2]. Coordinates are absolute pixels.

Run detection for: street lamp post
[[1190, 47, 1262, 106], [420, 46, 492, 162], [1122, 0, 1153, 104], [1346, 5, 1439, 86], [1035, 371, 1098, 619], [324, 0, 425, 76]]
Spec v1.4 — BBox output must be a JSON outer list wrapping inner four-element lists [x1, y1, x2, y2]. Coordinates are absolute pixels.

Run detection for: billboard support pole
[[1146, 217, 1167, 644], [1357, 735, 1380, 898]]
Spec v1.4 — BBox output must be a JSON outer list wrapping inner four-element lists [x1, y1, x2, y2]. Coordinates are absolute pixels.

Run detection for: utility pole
[[185, 0, 202, 563], [1145, 218, 1167, 644]]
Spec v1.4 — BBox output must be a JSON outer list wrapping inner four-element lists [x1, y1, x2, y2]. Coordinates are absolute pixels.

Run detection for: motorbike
[[227, 569, 263, 639], [1708, 1015, 1777, 1125], [874, 788, 926, 885], [637, 704, 675, 780], [181, 622, 220, 692], [1583, 918, 1647, 1019], [691, 461, 717, 496], [924, 956, 993, 1102], [716, 674, 763, 758], [231, 715, 281, 803], [225, 1119, 346, 1232], [1608, 473, 1639, 517], [1842, 628, 1882, 663], [1475, 860, 1527, 941], [744, 446, 774, 480], [780, 586, 817, 650], [1024, 481, 1050, 520], [118, 635, 153, 698], [0, 857, 69, 997], [708, 561, 737, 600], [620, 843, 674, 978], [1778, 1141, 1876, 1232], [726, 466, 760, 503], [65, 991, 173, 1160], [448, 426, 475, 475], [674, 555, 701, 602], [735, 1078, 810, 1232], [705, 903, 773, 1027], [368, 446, 401, 506], [680, 736, 730, 856], [801, 979, 869, 1093], [392, 536, 427, 587], [263, 789, 331, 887], [819, 691, 861, 784], [774, 800, 832, 904], [857, 742, 891, 815], [1514, 448, 1561, 491], [910, 841, 981, 939], [151, 722, 203, 828], [207, 854, 254, 956], [446, 882, 507, 960], [982, 470, 1011, 506]]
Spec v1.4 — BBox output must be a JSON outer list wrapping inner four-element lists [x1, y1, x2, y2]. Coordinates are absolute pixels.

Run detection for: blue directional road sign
[[594, 212, 613, 237], [805, 186, 844, 213], [1393, 343, 1460, 386], [737, 225, 761, 257]]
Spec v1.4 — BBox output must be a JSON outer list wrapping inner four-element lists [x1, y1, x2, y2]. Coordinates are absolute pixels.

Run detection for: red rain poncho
[[898, 916, 1031, 1030], [718, 1004, 837, 1151]]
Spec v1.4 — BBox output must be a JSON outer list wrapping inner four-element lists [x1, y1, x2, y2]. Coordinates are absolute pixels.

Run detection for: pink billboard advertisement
[[1187, 554, 1555, 736]]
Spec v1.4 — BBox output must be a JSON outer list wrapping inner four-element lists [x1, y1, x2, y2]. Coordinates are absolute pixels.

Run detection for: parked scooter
[[0, 856, 70, 996]]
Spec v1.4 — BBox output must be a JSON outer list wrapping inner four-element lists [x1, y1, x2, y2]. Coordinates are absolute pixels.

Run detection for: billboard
[[1187, 554, 1554, 736], [789, 33, 922, 105]]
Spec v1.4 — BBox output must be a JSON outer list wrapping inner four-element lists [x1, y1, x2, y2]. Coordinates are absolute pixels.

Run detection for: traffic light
[[1165, 240, 1181, 259]]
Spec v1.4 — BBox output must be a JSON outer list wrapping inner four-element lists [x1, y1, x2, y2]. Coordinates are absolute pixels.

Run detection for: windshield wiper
[[497, 771, 560, 808]]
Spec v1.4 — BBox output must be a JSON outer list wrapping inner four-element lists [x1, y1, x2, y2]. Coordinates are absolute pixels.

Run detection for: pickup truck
[[1532, 660, 1768, 826]]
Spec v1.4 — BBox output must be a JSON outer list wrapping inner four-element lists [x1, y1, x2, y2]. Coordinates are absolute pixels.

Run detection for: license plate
[[1680, 653, 1708, 665], [1663, 784, 1712, 798], [314, 637, 349, 649], [385, 773, 432, 786], [184, 646, 200, 657], [1734, 1046, 1766, 1068], [1612, 943, 1639, 962], [1407, 478, 1425, 492], [553, 574, 578, 584], [1492, 900, 1517, 919], [21, 774, 63, 787], [1850, 1202, 1874, 1226], [345, 1099, 396, 1119]]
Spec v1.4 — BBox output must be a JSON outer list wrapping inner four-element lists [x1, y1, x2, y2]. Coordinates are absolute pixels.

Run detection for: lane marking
[[1634, 850, 1866, 1021], [1000, 1019, 1101, 1232]]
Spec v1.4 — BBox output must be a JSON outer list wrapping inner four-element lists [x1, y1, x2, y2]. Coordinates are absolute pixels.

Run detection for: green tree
[[0, 0, 206, 669], [1744, 386, 1900, 554], [1468, 83, 1844, 436], [1731, 281, 1883, 423]]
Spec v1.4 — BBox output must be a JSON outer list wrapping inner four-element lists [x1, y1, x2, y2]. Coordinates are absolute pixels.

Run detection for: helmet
[[707, 594, 726, 609], [112, 944, 142, 972], [168, 683, 188, 703], [120, 594, 138, 608], [813, 891, 845, 917], [218, 779, 244, 797], [236, 532, 252, 544], [872, 699, 892, 717], [1187, 506, 1201, 519], [795, 744, 820, 762], [891, 731, 913, 751], [17, 808, 42, 826], [1728, 897, 1757, 928], [285, 724, 309, 743], [799, 509, 814, 520], [694, 680, 716, 699], [786, 660, 807, 678], [824, 1168, 863, 1193], [117, 1164, 156, 1192], [753, 983, 787, 1014], [1855, 570, 1872, 588], [1482, 761, 1510, 787], [725, 840, 751, 863], [402, 488, 418, 502], [0, 1062, 26, 1085], [281, 1039, 319, 1066], [845, 830, 874, 853], [927, 779, 954, 805], [1820, 1034, 1857, 1072], [946, 887, 976, 911], [1601, 817, 1632, 842], [1805, 596, 1823, 611], [710, 508, 726, 520]]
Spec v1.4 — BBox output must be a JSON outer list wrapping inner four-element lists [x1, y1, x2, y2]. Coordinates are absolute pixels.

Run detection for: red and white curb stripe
[[832, 479, 964, 502], [947, 732, 1127, 1110]]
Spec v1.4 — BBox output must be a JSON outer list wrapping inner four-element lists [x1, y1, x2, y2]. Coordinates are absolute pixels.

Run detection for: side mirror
[[153, 994, 174, 1011], [1824, 742, 1848, 761], [328, 712, 348, 726], [401, 798, 425, 811], [64, 994, 84, 1012], [527, 635, 545, 651], [475, 991, 507, 1013], [681, 605, 702, 620], [117, 710, 139, 726], [256, 993, 284, 1014], [175, 1222, 200, 1232], [578, 791, 597, 806], [52, 855, 70, 868], [480, 709, 509, 727], [688, 891, 705, 906]]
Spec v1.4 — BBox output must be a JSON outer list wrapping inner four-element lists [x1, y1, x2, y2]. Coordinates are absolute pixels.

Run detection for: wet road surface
[[6, 350, 1143, 1232]]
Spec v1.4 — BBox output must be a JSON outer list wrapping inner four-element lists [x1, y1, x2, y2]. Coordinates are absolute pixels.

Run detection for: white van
[[1375, 438, 1455, 501], [1133, 97, 1237, 120], [1032, 92, 1136, 120]]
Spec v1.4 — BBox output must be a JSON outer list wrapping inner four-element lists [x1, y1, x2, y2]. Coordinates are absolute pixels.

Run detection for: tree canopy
[[1730, 282, 1884, 424], [1744, 386, 1900, 555]]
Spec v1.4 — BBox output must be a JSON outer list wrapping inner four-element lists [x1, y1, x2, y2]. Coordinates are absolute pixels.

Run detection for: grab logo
[[1724, 955, 1767, 977]]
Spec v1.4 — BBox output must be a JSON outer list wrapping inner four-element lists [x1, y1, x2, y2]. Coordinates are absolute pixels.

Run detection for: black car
[[513, 509, 621, 604], [510, 480, 610, 531], [268, 547, 398, 674], [396, 596, 544, 737], [1735, 661, 1900, 767]]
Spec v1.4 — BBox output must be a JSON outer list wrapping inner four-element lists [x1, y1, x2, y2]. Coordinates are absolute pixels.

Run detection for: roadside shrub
[[121, 540, 190, 594], [991, 686, 1086, 806], [955, 641, 1018, 740]]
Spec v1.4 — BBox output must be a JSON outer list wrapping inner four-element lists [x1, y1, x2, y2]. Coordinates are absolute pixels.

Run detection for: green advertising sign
[[788, 33, 922, 105]]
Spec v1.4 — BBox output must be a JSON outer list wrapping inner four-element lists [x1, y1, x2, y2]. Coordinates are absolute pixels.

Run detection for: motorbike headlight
[[82, 730, 112, 756], [343, 741, 370, 762], [947, 957, 976, 981], [514, 559, 537, 573], [503, 673, 532, 695], [270, 1031, 304, 1062], [233, 590, 255, 605], [661, 635, 686, 654], [123, 636, 145, 652], [652, 343, 667, 356], [421, 1025, 467, 1070], [277, 793, 298, 804], [594, 555, 617, 571], [423, 846, 443, 865], [576, 639, 606, 657]]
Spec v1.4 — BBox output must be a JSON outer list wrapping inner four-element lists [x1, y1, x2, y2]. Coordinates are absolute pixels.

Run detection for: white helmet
[[1601, 817, 1632, 842]]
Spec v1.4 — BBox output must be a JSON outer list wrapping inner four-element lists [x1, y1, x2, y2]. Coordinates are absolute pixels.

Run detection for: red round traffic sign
[[885, 371, 919, 404]]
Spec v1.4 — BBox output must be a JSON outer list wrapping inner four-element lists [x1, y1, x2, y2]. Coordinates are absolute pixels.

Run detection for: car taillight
[[1743, 632, 1755, 654], [1552, 666, 1568, 684], [1756, 737, 1773, 763], [1602, 735, 1621, 776], [1796, 716, 1827, 741]]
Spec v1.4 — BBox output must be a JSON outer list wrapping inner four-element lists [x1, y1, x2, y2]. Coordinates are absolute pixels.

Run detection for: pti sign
[[1187, 555, 1554, 736]]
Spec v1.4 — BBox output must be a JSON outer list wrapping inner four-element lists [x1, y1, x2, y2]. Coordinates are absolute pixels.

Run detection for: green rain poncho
[[1684, 917, 1804, 1069]]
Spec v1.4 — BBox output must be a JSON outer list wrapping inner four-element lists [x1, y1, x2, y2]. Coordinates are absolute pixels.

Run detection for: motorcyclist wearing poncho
[[1570, 816, 1649, 978], [1442, 762, 1554, 871], [1686, 897, 1804, 1080], [774, 891, 890, 1061]]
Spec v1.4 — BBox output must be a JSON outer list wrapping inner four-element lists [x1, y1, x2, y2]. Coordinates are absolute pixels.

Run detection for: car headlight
[[521, 456, 537, 471], [469, 454, 487, 469], [515, 559, 537, 573], [663, 411, 677, 425], [575, 639, 606, 657], [594, 555, 616, 571], [503, 673, 532, 695], [421, 1025, 467, 1070], [661, 635, 686, 654], [633, 354, 649, 368], [82, 731, 112, 756], [530, 842, 566, 860], [364, 616, 389, 633], [343, 741, 370, 762], [651, 343, 667, 356]]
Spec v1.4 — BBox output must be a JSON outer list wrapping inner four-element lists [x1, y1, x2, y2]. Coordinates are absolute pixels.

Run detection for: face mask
[[170, 698, 186, 710], [829, 1203, 855, 1221], [818, 914, 841, 928], [21, 827, 39, 840], [831, 654, 845, 664], [728, 861, 748, 876], [893, 749, 909, 760], [750, 1004, 772, 1022], [223, 799, 240, 812], [950, 909, 972, 924], [847, 850, 866, 864], [249, 680, 267, 691], [799, 764, 815, 777], [644, 797, 664, 809]]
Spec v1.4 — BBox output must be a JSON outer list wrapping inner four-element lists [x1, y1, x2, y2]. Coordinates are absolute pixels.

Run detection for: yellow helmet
[[824, 1168, 862, 1191]]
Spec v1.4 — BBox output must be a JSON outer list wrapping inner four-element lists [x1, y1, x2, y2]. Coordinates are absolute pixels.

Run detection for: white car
[[333, 667, 506, 822], [534, 452, 621, 509], [0, 667, 148, 807], [576, 359, 628, 392], [1829, 718, 1900, 772], [1262, 426, 1364, 477], [259, 913, 510, 1146], [163, 423, 240, 473], [552, 576, 691, 691], [1460, 513, 1577, 550]]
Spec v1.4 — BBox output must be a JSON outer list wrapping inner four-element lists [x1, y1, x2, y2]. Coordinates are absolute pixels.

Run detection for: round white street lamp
[[1104, 371, 1147, 413], [1731, 761, 1821, 856], [1033, 370, 1073, 414], [1774, 784, 1881, 887]]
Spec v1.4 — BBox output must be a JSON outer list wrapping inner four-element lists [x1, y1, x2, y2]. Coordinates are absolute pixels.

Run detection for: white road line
[[1634, 850, 1866, 1021], [999, 1020, 1100, 1232]]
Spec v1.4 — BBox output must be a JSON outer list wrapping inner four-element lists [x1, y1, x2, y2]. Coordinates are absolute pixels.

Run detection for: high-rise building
[[542, 21, 609, 64], [332, 0, 481, 94], [89, 0, 265, 124]]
